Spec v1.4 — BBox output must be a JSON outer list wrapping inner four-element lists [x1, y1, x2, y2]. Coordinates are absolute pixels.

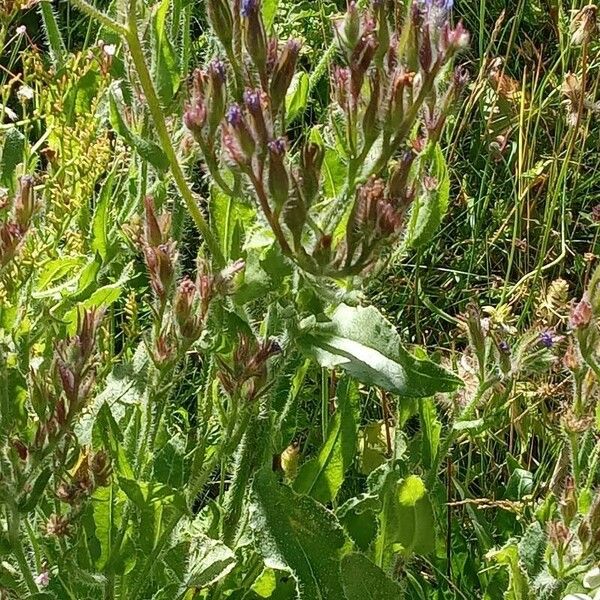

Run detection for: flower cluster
[[186, 0, 469, 278], [0, 176, 35, 268]]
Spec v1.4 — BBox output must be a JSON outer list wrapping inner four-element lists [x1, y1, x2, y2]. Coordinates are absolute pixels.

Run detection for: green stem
[[8, 507, 38, 594], [124, 11, 224, 266]]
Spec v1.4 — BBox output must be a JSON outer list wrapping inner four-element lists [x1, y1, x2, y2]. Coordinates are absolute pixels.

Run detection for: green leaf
[[0, 126, 25, 191], [152, 0, 180, 106], [518, 522, 547, 580], [486, 543, 530, 600], [340, 553, 404, 600], [249, 469, 347, 599], [294, 377, 357, 504], [184, 534, 236, 589], [419, 398, 441, 470], [92, 173, 114, 260], [19, 468, 52, 511], [210, 185, 254, 260], [373, 471, 435, 569], [406, 143, 450, 249], [261, 0, 279, 30], [38, 0, 66, 66], [109, 92, 169, 171], [285, 72, 309, 125], [337, 494, 381, 551], [297, 304, 462, 397]]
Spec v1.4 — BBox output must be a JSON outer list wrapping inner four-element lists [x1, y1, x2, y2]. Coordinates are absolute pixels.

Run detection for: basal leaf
[[293, 377, 357, 504], [340, 553, 404, 600], [249, 469, 346, 599], [297, 304, 462, 397]]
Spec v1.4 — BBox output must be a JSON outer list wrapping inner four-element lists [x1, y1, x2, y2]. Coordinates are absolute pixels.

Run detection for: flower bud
[[362, 72, 381, 145], [268, 138, 289, 212], [206, 0, 234, 50], [270, 39, 301, 114], [183, 99, 207, 140], [350, 33, 378, 100], [334, 1, 361, 56], [283, 185, 307, 247], [313, 234, 332, 267], [143, 196, 170, 247], [387, 69, 413, 129], [242, 0, 268, 80], [299, 142, 323, 207], [206, 60, 227, 137], [15, 175, 35, 227], [225, 103, 256, 160], [244, 88, 269, 146], [570, 297, 593, 328], [559, 476, 577, 526], [144, 243, 175, 301], [174, 277, 203, 340], [388, 150, 416, 199]]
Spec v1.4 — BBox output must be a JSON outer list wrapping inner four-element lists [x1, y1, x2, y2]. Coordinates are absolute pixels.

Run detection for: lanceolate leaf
[[340, 553, 404, 600], [152, 0, 180, 106], [297, 304, 462, 397], [406, 142, 451, 249], [285, 72, 309, 125], [249, 469, 347, 599], [293, 377, 358, 504], [109, 92, 169, 171]]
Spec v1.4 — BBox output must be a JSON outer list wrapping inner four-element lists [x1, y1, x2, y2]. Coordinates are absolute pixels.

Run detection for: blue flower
[[226, 103, 243, 126], [241, 0, 258, 17], [539, 330, 555, 348]]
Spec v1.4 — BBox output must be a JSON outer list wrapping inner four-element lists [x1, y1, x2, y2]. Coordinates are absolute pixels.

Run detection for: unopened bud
[[206, 60, 227, 137], [559, 476, 577, 526], [206, 0, 234, 50], [283, 186, 307, 247], [15, 175, 35, 227], [570, 297, 593, 328], [244, 88, 269, 146], [270, 39, 301, 114], [242, 0, 268, 79], [334, 1, 361, 56], [268, 138, 289, 212], [299, 142, 324, 207], [225, 103, 256, 160], [313, 234, 332, 267], [183, 100, 207, 140]]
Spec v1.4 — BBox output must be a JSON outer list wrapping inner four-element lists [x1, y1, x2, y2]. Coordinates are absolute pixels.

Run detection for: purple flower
[[243, 89, 262, 112], [226, 103, 243, 127], [499, 340, 510, 353], [208, 59, 227, 82], [268, 137, 287, 156], [241, 0, 259, 17], [539, 330, 555, 349]]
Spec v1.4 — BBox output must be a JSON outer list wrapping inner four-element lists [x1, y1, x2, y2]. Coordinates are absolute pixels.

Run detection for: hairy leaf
[[249, 469, 346, 599], [294, 377, 358, 503], [298, 304, 462, 397], [341, 553, 404, 599]]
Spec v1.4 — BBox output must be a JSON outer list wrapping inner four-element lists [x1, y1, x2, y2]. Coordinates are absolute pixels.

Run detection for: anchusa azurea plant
[[0, 0, 493, 599]]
